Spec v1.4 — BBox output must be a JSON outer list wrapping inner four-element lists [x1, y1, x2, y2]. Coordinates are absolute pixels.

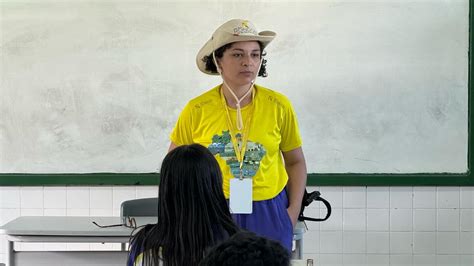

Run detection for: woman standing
[[169, 19, 307, 251]]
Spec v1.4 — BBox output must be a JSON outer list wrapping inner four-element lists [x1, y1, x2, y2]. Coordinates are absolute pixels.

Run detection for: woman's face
[[217, 41, 261, 88]]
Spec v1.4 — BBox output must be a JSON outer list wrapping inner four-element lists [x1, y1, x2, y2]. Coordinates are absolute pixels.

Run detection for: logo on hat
[[233, 20, 257, 36]]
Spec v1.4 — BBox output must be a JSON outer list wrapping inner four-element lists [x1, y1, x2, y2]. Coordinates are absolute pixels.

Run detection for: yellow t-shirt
[[170, 85, 302, 201]]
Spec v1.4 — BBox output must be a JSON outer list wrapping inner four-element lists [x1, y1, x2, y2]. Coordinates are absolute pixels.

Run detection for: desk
[[0, 216, 156, 266], [1, 216, 305, 265]]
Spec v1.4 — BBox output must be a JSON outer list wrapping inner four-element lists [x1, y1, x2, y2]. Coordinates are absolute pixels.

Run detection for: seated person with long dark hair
[[127, 144, 240, 266], [199, 231, 290, 266]]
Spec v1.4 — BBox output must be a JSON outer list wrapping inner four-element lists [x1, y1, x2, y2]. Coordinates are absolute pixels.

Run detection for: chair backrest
[[120, 197, 159, 218]]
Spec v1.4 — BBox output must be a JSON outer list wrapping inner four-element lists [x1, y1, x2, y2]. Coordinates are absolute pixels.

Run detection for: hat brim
[[196, 31, 276, 75]]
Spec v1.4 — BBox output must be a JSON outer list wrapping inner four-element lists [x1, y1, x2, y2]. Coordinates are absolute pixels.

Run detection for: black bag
[[298, 189, 331, 222]]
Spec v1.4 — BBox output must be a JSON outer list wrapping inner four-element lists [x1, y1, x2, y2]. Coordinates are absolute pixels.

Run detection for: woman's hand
[[287, 205, 300, 227]]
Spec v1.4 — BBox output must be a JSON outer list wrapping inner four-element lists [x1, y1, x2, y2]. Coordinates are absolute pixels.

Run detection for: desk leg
[[298, 238, 303, 260], [293, 238, 302, 260], [5, 239, 14, 266]]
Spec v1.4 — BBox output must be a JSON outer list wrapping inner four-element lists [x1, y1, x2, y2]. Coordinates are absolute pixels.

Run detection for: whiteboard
[[0, 0, 468, 174]]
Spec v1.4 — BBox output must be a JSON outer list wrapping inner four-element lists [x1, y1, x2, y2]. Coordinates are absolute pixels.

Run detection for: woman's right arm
[[169, 102, 193, 151], [168, 142, 178, 152]]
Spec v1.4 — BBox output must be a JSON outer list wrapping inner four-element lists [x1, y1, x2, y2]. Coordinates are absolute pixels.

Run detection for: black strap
[[298, 190, 332, 222]]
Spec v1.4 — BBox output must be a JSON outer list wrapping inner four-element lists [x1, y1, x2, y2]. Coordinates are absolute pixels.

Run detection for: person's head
[[204, 41, 267, 88], [128, 144, 239, 266], [199, 231, 291, 266], [196, 19, 276, 85], [158, 143, 228, 225]]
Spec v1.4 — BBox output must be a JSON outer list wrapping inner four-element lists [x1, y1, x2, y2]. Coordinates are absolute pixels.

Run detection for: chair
[[120, 197, 158, 251], [292, 222, 305, 260], [120, 197, 159, 220], [120, 197, 304, 259]]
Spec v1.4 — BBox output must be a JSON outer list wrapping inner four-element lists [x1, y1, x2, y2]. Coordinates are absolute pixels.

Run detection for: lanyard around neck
[[220, 86, 256, 179], [223, 81, 253, 131]]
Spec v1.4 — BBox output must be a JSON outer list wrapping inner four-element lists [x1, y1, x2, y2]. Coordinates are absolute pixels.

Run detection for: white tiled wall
[[1, 186, 473, 266]]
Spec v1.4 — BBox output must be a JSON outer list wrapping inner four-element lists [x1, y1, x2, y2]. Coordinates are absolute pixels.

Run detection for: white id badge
[[229, 178, 252, 214]]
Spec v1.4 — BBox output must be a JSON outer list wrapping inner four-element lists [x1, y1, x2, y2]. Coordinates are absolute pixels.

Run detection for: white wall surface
[[1, 1, 472, 265], [0, 0, 469, 174], [0, 186, 473, 266]]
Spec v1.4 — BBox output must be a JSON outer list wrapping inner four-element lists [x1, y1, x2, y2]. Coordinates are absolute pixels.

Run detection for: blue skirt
[[232, 189, 293, 252]]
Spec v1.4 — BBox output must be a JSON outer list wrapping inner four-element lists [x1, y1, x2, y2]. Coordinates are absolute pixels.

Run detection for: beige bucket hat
[[196, 19, 276, 75]]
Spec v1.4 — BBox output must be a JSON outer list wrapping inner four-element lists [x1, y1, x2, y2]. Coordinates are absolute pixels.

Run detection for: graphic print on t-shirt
[[208, 130, 266, 178]]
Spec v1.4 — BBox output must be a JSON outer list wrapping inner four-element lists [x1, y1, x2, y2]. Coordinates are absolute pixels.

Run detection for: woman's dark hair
[[203, 41, 268, 77], [128, 144, 240, 266]]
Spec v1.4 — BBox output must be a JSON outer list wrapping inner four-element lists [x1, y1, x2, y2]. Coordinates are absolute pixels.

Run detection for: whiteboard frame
[[0, 3, 472, 186]]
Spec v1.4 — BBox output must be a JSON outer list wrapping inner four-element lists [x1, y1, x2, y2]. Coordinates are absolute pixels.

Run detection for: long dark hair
[[128, 144, 240, 266]]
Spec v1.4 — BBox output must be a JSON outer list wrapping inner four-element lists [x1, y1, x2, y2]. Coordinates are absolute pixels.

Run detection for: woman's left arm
[[282, 147, 307, 227]]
